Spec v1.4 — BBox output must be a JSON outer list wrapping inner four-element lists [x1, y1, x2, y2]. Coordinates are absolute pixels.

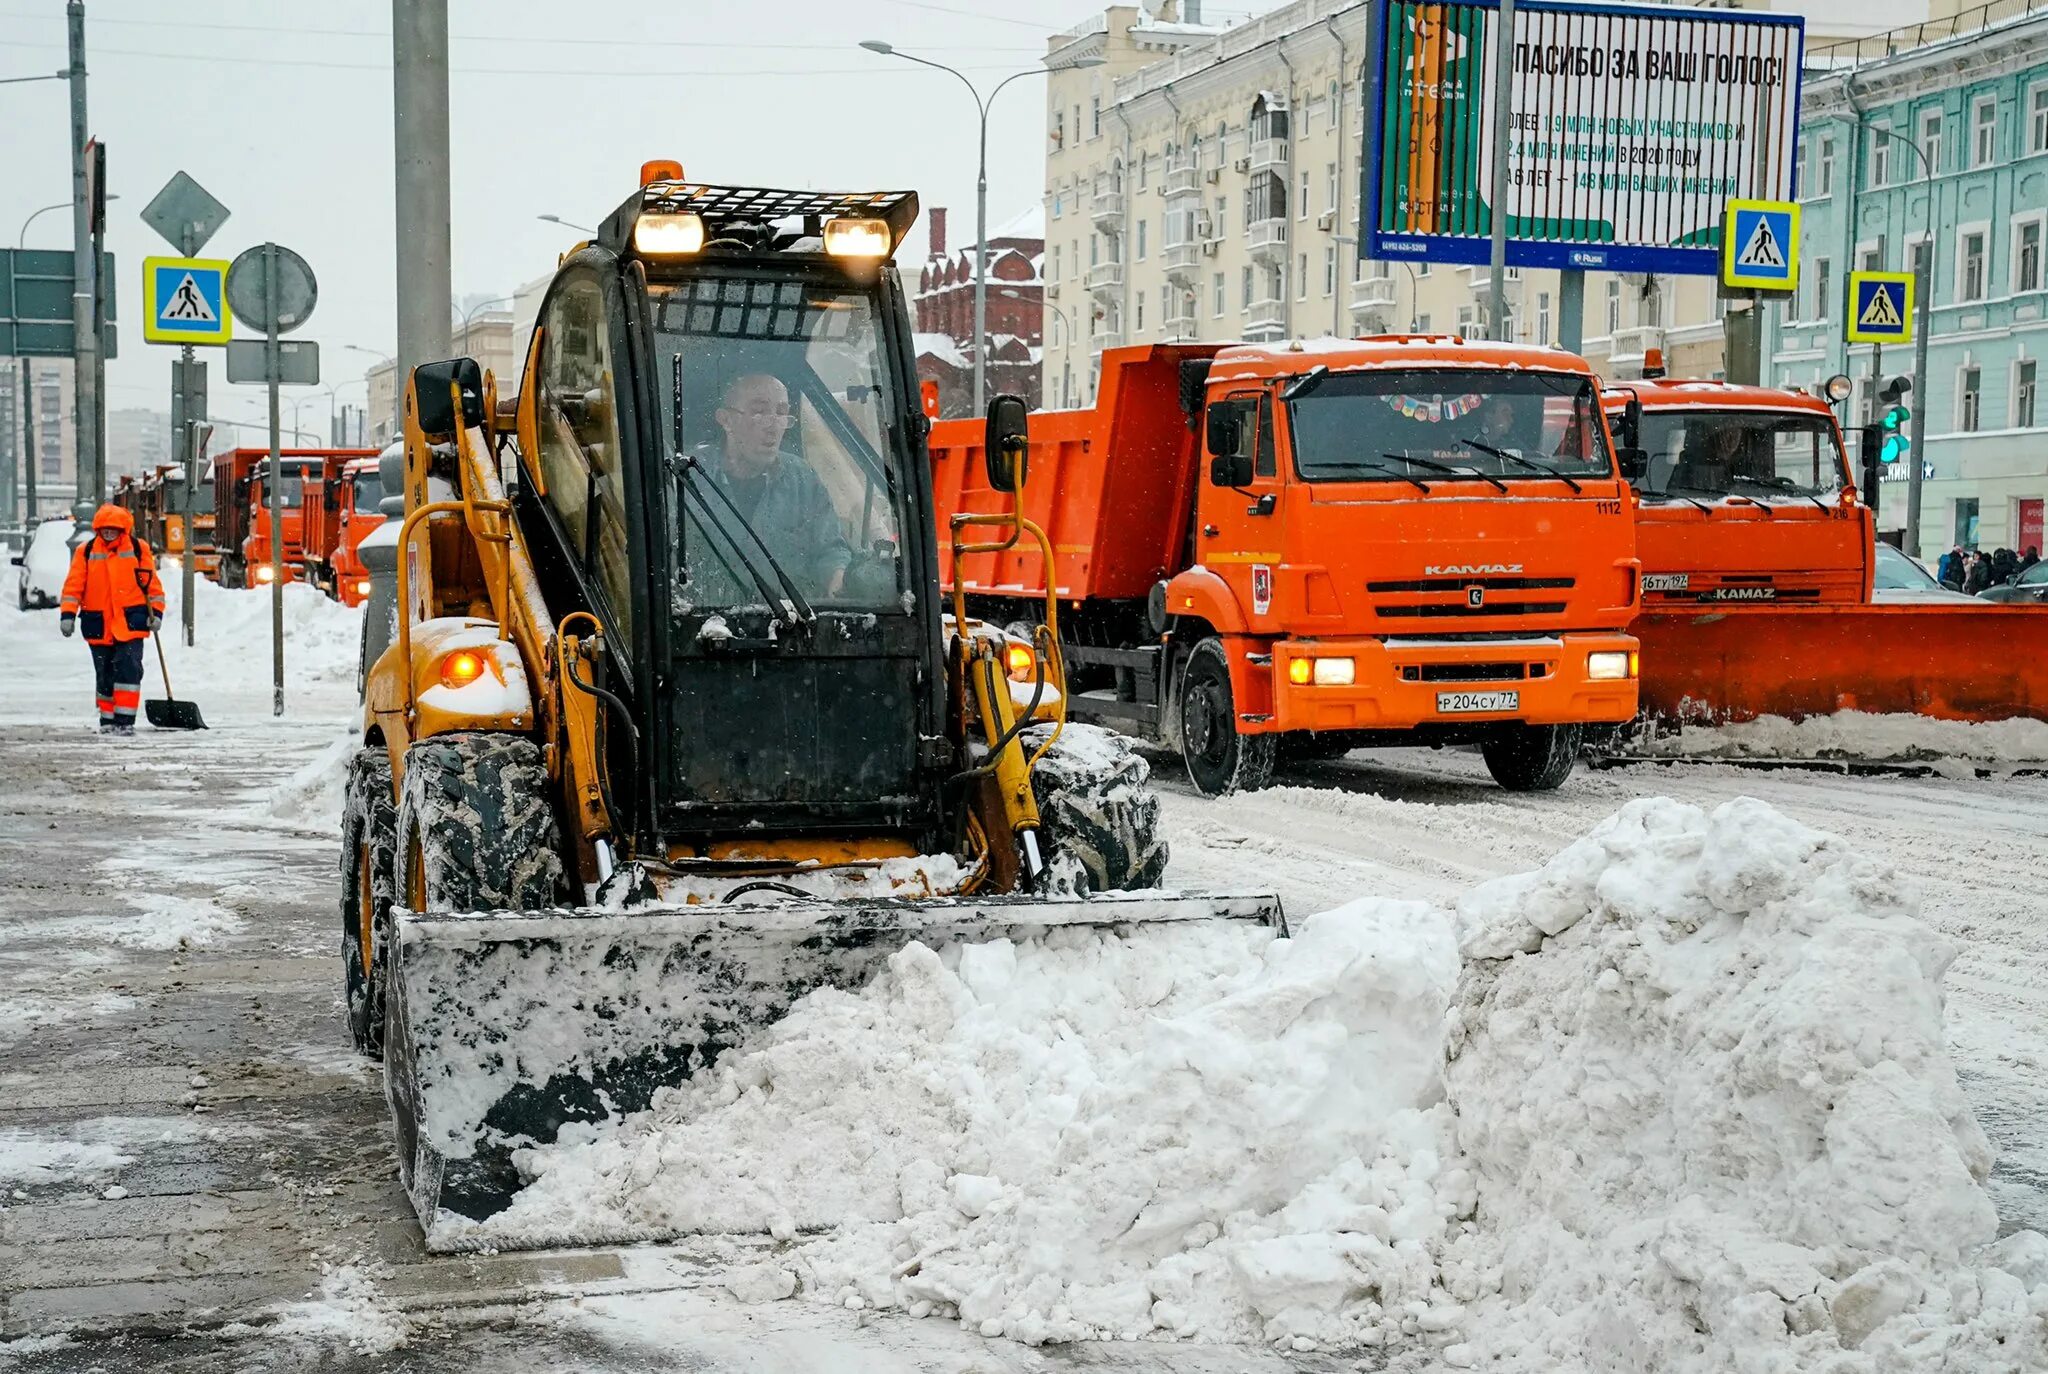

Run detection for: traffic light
[[1877, 376, 1912, 465]]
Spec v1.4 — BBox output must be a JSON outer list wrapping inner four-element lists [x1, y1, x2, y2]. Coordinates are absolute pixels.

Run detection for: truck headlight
[[1312, 657, 1355, 686], [253, 563, 277, 584], [355, 579, 373, 597], [1588, 650, 1635, 680]]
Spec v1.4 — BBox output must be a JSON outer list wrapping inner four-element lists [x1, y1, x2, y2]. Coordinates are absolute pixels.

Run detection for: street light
[[456, 294, 516, 351], [538, 214, 595, 235], [346, 345, 400, 443], [861, 41, 1105, 412], [19, 195, 115, 250]]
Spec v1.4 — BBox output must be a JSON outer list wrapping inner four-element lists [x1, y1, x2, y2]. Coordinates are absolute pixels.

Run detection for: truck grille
[[1366, 576, 1575, 593], [1380, 600, 1570, 618], [1399, 662, 1553, 683], [1369, 574, 1573, 620]]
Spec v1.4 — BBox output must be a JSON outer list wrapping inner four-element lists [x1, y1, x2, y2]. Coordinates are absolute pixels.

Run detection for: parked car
[[1978, 559, 2048, 605], [12, 516, 75, 610], [1870, 542, 1979, 603]]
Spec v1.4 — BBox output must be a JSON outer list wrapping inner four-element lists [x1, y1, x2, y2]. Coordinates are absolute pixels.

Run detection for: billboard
[[1363, 0, 1805, 275]]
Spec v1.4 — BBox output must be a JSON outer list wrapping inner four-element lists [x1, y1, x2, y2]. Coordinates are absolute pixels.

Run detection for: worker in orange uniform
[[59, 505, 165, 736]]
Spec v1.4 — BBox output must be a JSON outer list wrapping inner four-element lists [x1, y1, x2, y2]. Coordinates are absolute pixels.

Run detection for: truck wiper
[[1727, 474, 1827, 511], [1459, 436, 1583, 493], [1381, 451, 1495, 490], [1280, 364, 1329, 403], [674, 456, 817, 629], [1342, 457, 1428, 492], [1639, 489, 1714, 515]]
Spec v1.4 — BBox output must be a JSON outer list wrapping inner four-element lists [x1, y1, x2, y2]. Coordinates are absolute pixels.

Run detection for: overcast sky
[[0, 0, 1230, 445]]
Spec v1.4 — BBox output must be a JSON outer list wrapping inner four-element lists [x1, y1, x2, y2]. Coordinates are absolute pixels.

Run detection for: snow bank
[[1448, 797, 2048, 1370], [264, 734, 357, 833], [103, 893, 244, 950], [160, 577, 362, 693], [1636, 711, 2048, 766]]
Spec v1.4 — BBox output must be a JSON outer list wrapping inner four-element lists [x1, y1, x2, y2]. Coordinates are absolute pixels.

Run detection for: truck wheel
[[1178, 638, 1275, 797], [1023, 723, 1169, 895], [1481, 723, 1583, 792], [341, 747, 397, 1057], [395, 734, 566, 915]]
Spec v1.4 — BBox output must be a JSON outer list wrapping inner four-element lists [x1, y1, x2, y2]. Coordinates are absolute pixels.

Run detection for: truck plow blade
[[385, 889, 1284, 1250], [1635, 604, 2048, 725]]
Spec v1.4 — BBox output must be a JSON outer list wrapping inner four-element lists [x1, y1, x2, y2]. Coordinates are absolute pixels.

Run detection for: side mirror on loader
[[1205, 404, 1253, 488], [984, 394, 1029, 494], [412, 357, 486, 436]]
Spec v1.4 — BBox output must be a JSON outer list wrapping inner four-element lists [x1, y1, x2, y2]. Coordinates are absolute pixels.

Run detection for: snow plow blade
[[1635, 604, 2048, 724], [384, 889, 1285, 1249]]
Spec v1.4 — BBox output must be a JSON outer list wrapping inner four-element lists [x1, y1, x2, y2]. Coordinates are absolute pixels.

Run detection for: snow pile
[[0, 1132, 134, 1186], [1637, 711, 2048, 766], [473, 908, 1475, 1348], [1447, 797, 2048, 1370], [631, 853, 969, 905], [268, 1265, 409, 1354], [160, 577, 362, 692], [264, 734, 358, 833], [103, 893, 245, 950], [0, 992, 135, 1046]]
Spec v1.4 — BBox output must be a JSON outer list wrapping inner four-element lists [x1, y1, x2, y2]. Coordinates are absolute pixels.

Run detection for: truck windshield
[[1636, 410, 1844, 500], [649, 274, 909, 612], [1288, 369, 1612, 484], [352, 473, 383, 513]]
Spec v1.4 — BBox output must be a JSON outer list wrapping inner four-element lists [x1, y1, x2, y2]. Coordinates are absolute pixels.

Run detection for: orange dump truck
[[1606, 373, 2048, 723], [310, 453, 385, 606], [932, 340, 1643, 794], [210, 448, 371, 589]]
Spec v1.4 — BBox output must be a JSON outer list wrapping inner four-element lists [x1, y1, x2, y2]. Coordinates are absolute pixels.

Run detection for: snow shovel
[[144, 633, 206, 730]]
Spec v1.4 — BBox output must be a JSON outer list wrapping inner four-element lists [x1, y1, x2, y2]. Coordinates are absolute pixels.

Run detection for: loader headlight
[[1003, 640, 1037, 682], [633, 212, 705, 256], [440, 649, 487, 689], [1587, 650, 1635, 681], [824, 217, 891, 258], [253, 563, 277, 584]]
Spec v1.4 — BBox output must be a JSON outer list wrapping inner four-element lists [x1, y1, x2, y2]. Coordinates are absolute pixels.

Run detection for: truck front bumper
[[1256, 632, 1640, 733]]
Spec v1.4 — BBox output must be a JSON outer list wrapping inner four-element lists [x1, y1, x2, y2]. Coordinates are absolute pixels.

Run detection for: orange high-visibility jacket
[[61, 504, 165, 645]]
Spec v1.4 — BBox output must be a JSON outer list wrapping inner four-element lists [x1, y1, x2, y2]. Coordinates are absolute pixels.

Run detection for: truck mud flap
[[384, 890, 1284, 1250]]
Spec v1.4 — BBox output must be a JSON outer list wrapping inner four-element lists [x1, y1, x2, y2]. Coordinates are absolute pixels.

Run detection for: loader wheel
[[394, 734, 566, 915], [1023, 723, 1169, 895], [1178, 638, 1275, 798], [1481, 723, 1583, 792], [341, 747, 398, 1057]]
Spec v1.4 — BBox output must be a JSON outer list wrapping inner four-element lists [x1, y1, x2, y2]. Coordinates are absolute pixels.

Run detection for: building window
[[1246, 171, 1286, 225], [2016, 219, 2043, 293], [1327, 79, 1340, 128], [1135, 292, 1144, 332], [1606, 278, 1621, 334], [1240, 266, 1252, 310], [1323, 246, 1336, 296], [1813, 257, 1831, 321], [1537, 291, 1551, 345], [1091, 96, 1101, 138], [2015, 360, 2037, 429], [1959, 365, 1982, 431], [1955, 497, 1980, 547], [1415, 261, 1430, 277], [1918, 109, 1941, 177], [1053, 111, 1064, 150], [1137, 155, 1147, 191], [1297, 252, 1309, 300], [1298, 170, 1310, 219], [1416, 312, 1431, 332], [1326, 162, 1338, 213], [1910, 237, 1931, 294], [1870, 126, 1890, 186], [2034, 84, 2048, 153], [1859, 245, 1881, 275], [1857, 375, 1876, 424], [1818, 135, 1835, 196], [1974, 96, 1998, 167], [1052, 190, 1063, 220], [1050, 314, 1064, 348], [1961, 230, 1987, 301], [1213, 272, 1226, 318], [1214, 196, 1227, 238], [1458, 306, 1474, 337], [1136, 219, 1148, 261]]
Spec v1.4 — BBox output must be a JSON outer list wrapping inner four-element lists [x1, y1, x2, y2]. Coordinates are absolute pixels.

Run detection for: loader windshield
[[650, 274, 911, 612], [1636, 410, 1845, 502], [1288, 368, 1612, 484]]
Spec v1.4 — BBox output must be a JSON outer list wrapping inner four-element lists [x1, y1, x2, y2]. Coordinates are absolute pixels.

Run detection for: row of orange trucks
[[111, 446, 385, 607], [931, 338, 2048, 794]]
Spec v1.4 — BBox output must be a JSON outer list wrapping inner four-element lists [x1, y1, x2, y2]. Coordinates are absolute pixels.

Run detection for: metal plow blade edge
[[384, 890, 1285, 1251]]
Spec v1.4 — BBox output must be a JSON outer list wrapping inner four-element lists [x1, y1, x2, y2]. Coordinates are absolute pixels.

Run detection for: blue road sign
[[1721, 200, 1799, 291], [143, 256, 232, 346], [1848, 272, 1914, 345]]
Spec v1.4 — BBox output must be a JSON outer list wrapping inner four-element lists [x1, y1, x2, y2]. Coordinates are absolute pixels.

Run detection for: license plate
[[1437, 690, 1519, 714], [1642, 573, 1690, 592]]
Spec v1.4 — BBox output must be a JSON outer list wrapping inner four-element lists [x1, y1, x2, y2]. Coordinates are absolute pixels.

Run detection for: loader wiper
[[1459, 436, 1583, 493], [1381, 450, 1504, 492], [675, 457, 817, 628]]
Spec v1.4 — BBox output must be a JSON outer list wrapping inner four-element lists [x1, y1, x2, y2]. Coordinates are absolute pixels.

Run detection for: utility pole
[[20, 358, 35, 521], [392, 0, 452, 434], [1903, 228, 1935, 556], [1485, 0, 1515, 341], [66, 0, 101, 519]]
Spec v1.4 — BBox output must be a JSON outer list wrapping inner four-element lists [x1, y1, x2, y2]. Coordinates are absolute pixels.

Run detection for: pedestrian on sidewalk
[[58, 505, 165, 735]]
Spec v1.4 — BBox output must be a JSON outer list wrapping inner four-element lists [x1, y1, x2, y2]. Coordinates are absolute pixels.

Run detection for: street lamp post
[[861, 41, 1105, 414], [345, 345, 399, 443], [538, 214, 596, 236]]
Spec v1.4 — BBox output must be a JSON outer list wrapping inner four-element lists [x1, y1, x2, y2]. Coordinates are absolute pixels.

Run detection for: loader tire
[[1481, 722, 1583, 792], [1024, 724, 1169, 895], [395, 734, 566, 916], [341, 748, 398, 1057], [1178, 638, 1275, 797]]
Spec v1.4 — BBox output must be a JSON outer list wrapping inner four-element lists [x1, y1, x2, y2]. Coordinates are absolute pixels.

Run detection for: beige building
[[363, 310, 520, 446], [1043, 0, 1918, 406]]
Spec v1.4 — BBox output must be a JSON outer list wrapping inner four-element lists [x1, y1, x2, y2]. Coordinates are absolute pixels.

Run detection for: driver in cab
[[692, 373, 852, 599]]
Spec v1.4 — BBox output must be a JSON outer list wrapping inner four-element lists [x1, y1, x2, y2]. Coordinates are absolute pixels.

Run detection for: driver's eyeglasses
[[732, 407, 794, 426]]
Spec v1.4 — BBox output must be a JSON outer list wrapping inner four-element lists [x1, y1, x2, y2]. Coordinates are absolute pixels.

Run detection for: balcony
[[1089, 326, 1126, 354], [1247, 216, 1288, 260], [1246, 297, 1285, 336], [1086, 261, 1124, 295], [1609, 325, 1665, 364], [1091, 188, 1125, 229], [1163, 306, 1199, 341], [1163, 241, 1201, 281], [1249, 137, 1289, 173], [1164, 159, 1200, 198], [1350, 276, 1398, 312]]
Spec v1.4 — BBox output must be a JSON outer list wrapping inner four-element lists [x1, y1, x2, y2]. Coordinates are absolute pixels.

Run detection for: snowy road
[[3, 593, 2045, 1369]]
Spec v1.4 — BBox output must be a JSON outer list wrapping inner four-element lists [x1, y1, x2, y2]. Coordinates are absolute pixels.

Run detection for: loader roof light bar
[[633, 212, 706, 256], [603, 182, 919, 263]]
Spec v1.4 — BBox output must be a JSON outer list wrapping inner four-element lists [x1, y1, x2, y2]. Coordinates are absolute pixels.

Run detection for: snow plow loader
[[1606, 367, 2048, 735], [344, 171, 1281, 1250]]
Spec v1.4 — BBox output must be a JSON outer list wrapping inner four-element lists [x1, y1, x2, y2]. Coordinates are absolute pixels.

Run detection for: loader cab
[[516, 181, 948, 852]]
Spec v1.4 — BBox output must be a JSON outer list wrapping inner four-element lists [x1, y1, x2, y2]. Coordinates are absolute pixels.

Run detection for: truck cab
[[326, 456, 386, 606], [935, 337, 1643, 794]]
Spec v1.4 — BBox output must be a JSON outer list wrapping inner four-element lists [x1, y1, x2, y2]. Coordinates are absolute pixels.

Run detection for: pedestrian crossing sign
[[143, 256, 232, 346], [1720, 199, 1800, 292], [1847, 271, 1914, 344]]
